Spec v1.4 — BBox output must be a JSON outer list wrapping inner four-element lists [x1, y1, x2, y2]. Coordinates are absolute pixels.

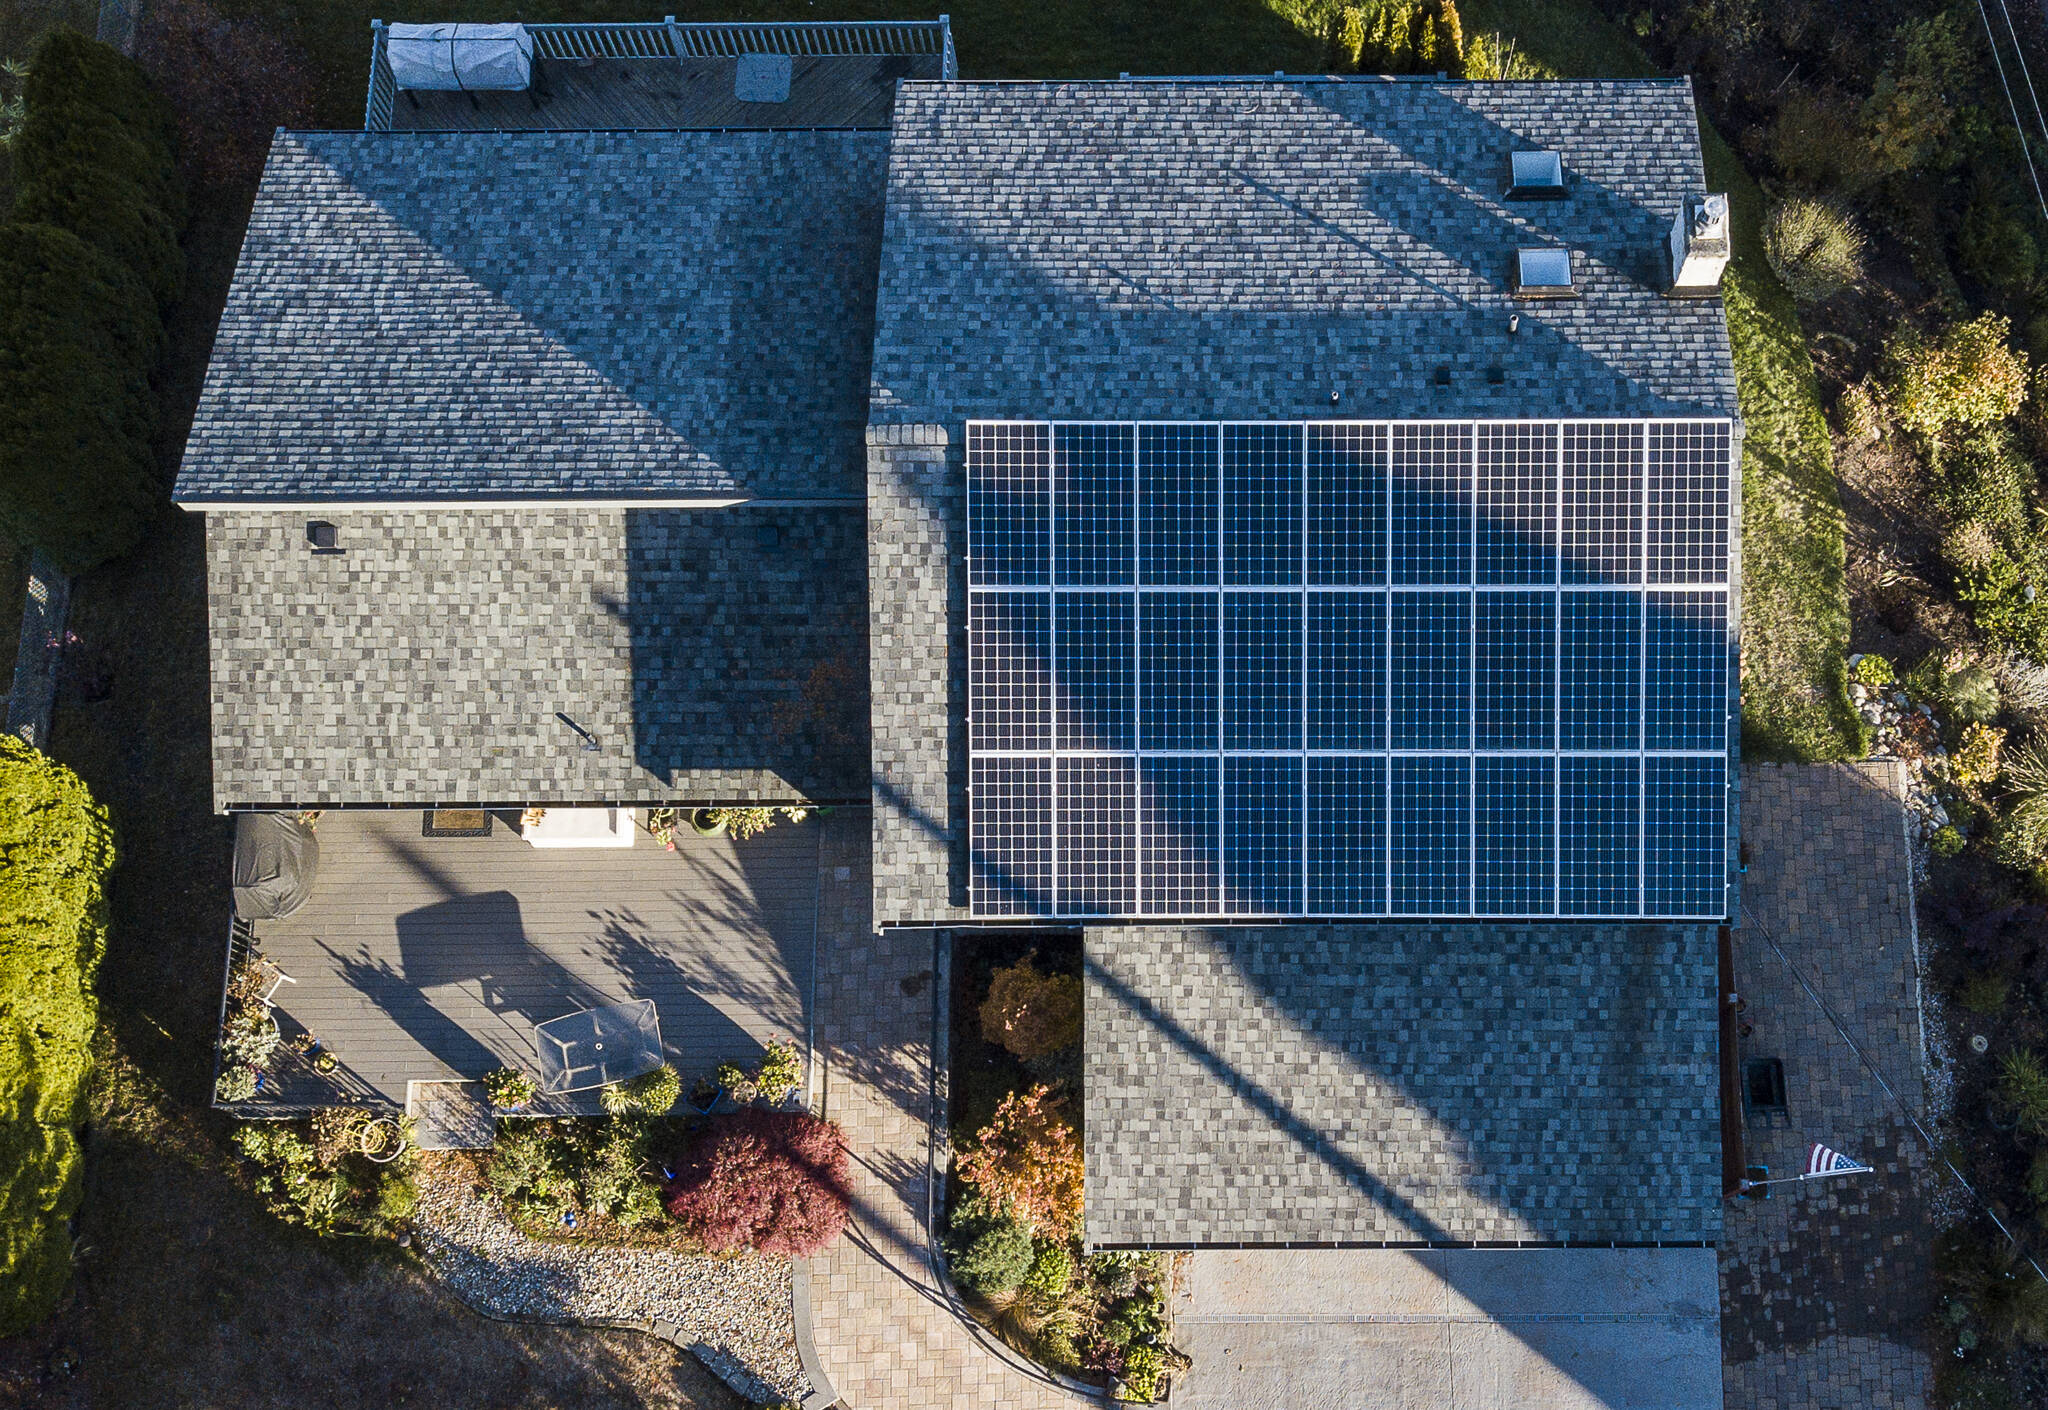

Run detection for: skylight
[[1514, 247, 1575, 297], [1507, 150, 1566, 200]]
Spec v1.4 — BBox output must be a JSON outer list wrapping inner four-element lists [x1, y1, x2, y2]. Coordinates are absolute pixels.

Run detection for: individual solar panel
[[1224, 423, 1302, 586], [1475, 591, 1554, 749], [970, 756, 1053, 916], [1563, 422, 1640, 586], [1560, 756, 1638, 915], [1392, 755, 1469, 913], [1140, 755, 1220, 915], [1308, 755, 1386, 914], [1055, 592, 1134, 750], [1560, 591, 1640, 749], [1476, 755, 1553, 914], [1645, 756, 1727, 916], [1649, 421, 1730, 584], [1224, 592, 1302, 749], [1309, 423, 1388, 584], [1646, 592, 1728, 750], [964, 418, 1731, 922], [967, 421, 1050, 587], [1307, 592, 1386, 749], [1140, 423, 1218, 586], [1224, 755, 1302, 914], [1056, 755, 1136, 915], [1139, 592, 1219, 750], [1478, 422, 1557, 584], [1054, 423, 1133, 586], [1393, 423, 1474, 584], [1392, 591, 1469, 749], [969, 592, 1052, 752]]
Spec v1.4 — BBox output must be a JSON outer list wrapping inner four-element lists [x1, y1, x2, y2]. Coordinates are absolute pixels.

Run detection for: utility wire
[[1740, 899, 2048, 1287], [1973, 0, 2048, 220], [1993, 0, 2048, 153]]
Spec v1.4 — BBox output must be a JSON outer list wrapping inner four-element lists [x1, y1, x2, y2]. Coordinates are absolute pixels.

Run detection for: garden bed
[[943, 934, 1184, 1403]]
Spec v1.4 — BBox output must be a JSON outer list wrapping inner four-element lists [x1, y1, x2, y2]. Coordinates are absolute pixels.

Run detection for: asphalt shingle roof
[[868, 79, 1742, 924], [176, 129, 888, 505], [205, 507, 868, 809], [1084, 924, 1725, 1247]]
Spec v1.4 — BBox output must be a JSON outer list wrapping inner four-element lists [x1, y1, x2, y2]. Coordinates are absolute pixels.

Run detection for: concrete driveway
[[1173, 1248, 1721, 1410]]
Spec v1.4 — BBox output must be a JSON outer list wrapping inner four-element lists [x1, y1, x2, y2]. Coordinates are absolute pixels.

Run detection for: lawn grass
[[1460, 0, 1862, 761]]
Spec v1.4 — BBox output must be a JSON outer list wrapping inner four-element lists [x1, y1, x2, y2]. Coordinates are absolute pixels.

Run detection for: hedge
[[0, 735, 115, 1335], [0, 222, 163, 573]]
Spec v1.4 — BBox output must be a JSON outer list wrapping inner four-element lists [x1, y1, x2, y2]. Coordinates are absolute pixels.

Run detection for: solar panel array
[[966, 420, 1733, 920]]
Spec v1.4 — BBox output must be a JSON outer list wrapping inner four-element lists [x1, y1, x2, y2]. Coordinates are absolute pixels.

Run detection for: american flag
[[1807, 1143, 1870, 1177]]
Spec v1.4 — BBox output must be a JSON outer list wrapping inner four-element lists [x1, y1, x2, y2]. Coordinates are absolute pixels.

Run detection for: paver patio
[[806, 807, 1082, 1410], [1722, 762, 1935, 1410]]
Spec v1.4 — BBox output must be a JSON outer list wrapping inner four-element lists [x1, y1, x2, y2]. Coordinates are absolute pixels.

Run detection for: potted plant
[[755, 1040, 803, 1107], [687, 1073, 721, 1115], [483, 1067, 537, 1112], [646, 806, 680, 850], [689, 807, 727, 836], [714, 1058, 755, 1104]]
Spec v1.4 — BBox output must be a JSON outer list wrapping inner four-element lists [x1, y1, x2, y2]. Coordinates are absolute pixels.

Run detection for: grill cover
[[231, 812, 319, 920], [387, 23, 534, 92]]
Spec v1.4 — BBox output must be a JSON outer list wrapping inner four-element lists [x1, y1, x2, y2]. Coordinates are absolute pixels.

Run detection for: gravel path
[[411, 1156, 808, 1405]]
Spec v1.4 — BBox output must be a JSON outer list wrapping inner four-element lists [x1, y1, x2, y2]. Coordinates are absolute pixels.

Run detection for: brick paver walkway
[[805, 809, 1082, 1410], [1723, 762, 1934, 1410]]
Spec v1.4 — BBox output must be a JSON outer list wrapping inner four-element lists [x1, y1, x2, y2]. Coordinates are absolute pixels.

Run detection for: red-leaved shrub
[[665, 1110, 851, 1256]]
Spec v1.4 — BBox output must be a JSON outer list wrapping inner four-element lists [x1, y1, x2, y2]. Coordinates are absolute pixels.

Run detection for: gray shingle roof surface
[[1084, 924, 1724, 1246], [205, 507, 868, 808], [868, 79, 1742, 924], [176, 129, 887, 504]]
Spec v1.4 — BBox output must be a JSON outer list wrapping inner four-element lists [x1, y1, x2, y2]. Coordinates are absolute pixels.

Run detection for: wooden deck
[[388, 54, 935, 132], [240, 809, 820, 1112]]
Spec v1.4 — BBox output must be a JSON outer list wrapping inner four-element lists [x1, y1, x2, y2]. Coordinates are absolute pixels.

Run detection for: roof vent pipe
[[1668, 193, 1731, 297]]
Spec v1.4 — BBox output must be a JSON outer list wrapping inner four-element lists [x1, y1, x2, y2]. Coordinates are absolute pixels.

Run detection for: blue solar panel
[[1478, 423, 1556, 585], [1560, 592, 1640, 750], [1140, 423, 1218, 586], [1563, 423, 1639, 586], [1646, 591, 1727, 749], [1308, 755, 1385, 914], [1139, 592, 1218, 750], [1054, 424, 1133, 586], [1224, 755, 1302, 914], [1057, 755, 1136, 915], [1560, 756, 1638, 914], [1392, 592, 1469, 749], [1224, 424, 1302, 586], [1141, 755, 1220, 915], [1649, 422, 1730, 584], [970, 756, 1053, 916], [969, 592, 1052, 752], [967, 421, 1050, 587], [1224, 592, 1302, 749], [1476, 755, 1552, 914], [1475, 591, 1553, 749], [1309, 423, 1387, 584], [964, 419, 1730, 921], [1308, 592, 1386, 749], [1055, 592, 1134, 750], [1392, 755, 1468, 913], [1393, 424, 1472, 585], [1645, 756, 1726, 916]]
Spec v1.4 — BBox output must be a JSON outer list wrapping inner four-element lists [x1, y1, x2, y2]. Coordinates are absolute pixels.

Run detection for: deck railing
[[365, 14, 955, 130]]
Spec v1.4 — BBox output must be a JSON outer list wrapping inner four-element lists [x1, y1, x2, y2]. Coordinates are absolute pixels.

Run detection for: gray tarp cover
[[232, 812, 319, 920]]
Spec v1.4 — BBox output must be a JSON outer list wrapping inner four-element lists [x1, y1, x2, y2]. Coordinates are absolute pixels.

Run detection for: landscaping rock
[[410, 1156, 808, 1405]]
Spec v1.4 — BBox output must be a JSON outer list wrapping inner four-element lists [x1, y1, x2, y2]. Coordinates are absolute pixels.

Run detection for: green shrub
[[1946, 663, 2004, 725], [1956, 723, 2006, 789], [1886, 314, 2031, 438], [0, 737, 113, 1335], [754, 1041, 802, 1105], [600, 1063, 681, 1116], [1121, 1342, 1166, 1402], [1767, 88, 1877, 191], [1931, 824, 1967, 859], [482, 1067, 536, 1109], [1763, 198, 1864, 304], [1330, 0, 1466, 77], [1962, 970, 2011, 1015], [21, 29, 177, 161], [1860, 11, 1973, 178], [2002, 1049, 2048, 1139], [484, 1117, 667, 1230], [1848, 653, 1894, 688], [1961, 195, 2039, 299], [232, 1119, 416, 1238], [946, 1194, 1034, 1297], [12, 158, 182, 312], [0, 222, 162, 572], [1023, 1241, 1074, 1298]]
